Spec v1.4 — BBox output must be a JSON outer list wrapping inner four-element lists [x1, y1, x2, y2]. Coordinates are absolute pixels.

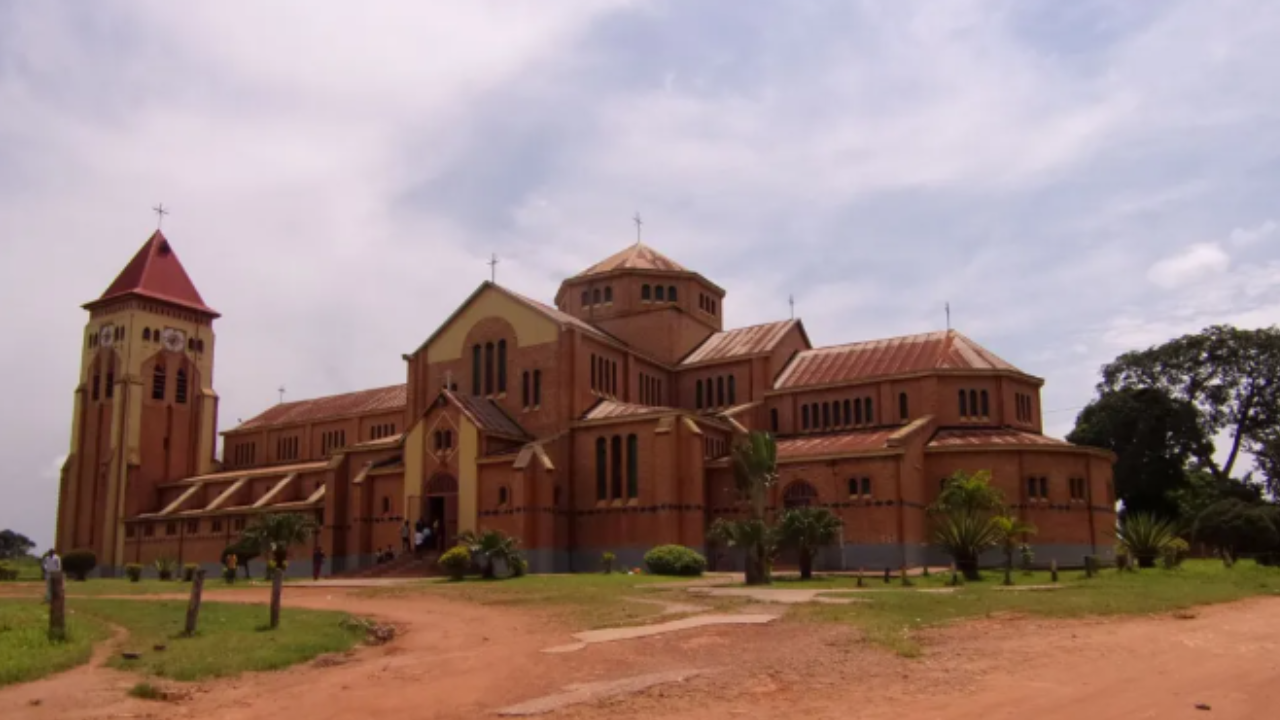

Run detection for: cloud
[[1230, 220, 1278, 248], [1147, 243, 1232, 289]]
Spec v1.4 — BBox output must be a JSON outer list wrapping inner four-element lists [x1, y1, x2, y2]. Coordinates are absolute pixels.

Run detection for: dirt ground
[[3, 587, 1277, 719]]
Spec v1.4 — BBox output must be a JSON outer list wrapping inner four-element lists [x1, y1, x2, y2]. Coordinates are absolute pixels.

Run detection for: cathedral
[[57, 229, 1115, 576]]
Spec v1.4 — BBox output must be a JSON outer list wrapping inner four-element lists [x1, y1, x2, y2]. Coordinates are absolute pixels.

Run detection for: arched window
[[783, 481, 819, 508], [187, 338, 195, 351], [727, 376, 736, 405], [522, 371, 530, 408], [655, 285, 665, 301], [642, 284, 651, 301], [196, 339, 204, 353], [899, 392, 909, 421], [445, 430, 453, 449], [770, 408, 779, 433], [626, 434, 639, 498], [472, 344, 482, 395], [484, 342, 495, 395], [801, 404, 810, 430], [105, 369, 114, 399], [822, 402, 830, 428], [611, 435, 623, 499], [593, 288, 601, 304], [596, 438, 608, 501], [497, 340, 507, 393], [152, 363, 166, 400], [611, 361, 618, 396], [841, 399, 850, 426], [861, 477, 872, 496], [175, 368, 188, 404], [980, 390, 989, 417], [581, 290, 589, 307], [604, 287, 613, 303], [533, 369, 542, 406], [498, 487, 509, 506], [865, 397, 874, 424], [716, 376, 725, 406], [143, 328, 151, 341], [959, 389, 967, 417], [854, 398, 863, 425], [668, 285, 677, 301], [968, 390, 978, 418]]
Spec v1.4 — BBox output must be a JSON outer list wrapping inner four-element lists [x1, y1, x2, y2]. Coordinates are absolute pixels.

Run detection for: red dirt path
[[3, 588, 1277, 719]]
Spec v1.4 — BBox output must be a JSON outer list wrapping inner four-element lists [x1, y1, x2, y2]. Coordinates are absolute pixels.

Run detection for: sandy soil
[[3, 587, 1277, 719]]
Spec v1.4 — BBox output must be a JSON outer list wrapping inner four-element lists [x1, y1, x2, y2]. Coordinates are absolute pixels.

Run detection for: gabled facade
[[60, 231, 1115, 576]]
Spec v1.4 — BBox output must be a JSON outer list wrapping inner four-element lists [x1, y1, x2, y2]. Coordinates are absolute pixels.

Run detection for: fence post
[[48, 571, 66, 641], [269, 567, 284, 629], [183, 568, 205, 636]]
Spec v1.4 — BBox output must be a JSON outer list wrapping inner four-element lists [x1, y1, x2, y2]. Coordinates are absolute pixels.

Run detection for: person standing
[[41, 549, 61, 603], [400, 520, 411, 553], [311, 545, 325, 581]]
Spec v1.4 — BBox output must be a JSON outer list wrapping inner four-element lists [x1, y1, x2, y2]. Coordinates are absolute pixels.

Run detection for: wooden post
[[269, 567, 283, 629], [183, 569, 205, 636], [1050, 559, 1059, 583], [48, 571, 66, 641]]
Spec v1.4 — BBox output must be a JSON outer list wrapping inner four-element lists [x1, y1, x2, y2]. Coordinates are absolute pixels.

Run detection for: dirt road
[[3, 587, 1277, 719]]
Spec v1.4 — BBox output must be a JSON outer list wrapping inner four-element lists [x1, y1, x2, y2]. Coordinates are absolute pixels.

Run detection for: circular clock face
[[161, 328, 186, 353], [98, 325, 114, 348]]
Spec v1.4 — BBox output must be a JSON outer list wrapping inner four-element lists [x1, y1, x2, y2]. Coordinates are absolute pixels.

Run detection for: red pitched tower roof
[[85, 230, 218, 317]]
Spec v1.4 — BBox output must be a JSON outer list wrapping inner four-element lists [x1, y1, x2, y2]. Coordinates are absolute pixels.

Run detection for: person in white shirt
[[41, 550, 62, 603]]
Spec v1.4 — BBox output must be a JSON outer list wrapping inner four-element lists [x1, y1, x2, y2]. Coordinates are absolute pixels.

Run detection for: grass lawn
[[0, 577, 295, 598], [0, 556, 44, 581], [73, 598, 364, 681], [787, 559, 1280, 656], [0, 599, 112, 687]]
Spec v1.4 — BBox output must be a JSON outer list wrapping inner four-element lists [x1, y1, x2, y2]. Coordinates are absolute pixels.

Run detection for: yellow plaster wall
[[424, 288, 559, 363], [458, 419, 479, 534], [402, 418, 426, 521]]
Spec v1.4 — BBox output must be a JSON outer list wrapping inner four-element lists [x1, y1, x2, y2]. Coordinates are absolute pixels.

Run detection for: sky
[[2, 1, 1278, 549]]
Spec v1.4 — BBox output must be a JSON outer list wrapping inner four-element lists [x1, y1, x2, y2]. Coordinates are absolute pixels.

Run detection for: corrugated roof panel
[[234, 384, 406, 431], [448, 392, 529, 439], [774, 330, 1022, 389], [928, 428, 1070, 448], [775, 429, 899, 460], [575, 242, 688, 277], [583, 399, 672, 421], [681, 319, 798, 365]]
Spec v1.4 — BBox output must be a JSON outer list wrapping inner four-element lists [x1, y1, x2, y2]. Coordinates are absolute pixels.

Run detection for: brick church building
[[57, 230, 1116, 576]]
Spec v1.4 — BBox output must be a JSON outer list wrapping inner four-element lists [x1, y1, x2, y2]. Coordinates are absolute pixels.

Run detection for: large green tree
[[0, 529, 36, 559], [1067, 387, 1209, 517], [777, 507, 843, 580], [709, 431, 780, 586], [1096, 325, 1280, 492]]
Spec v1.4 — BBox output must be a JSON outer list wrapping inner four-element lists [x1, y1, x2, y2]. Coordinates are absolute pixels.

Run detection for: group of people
[[402, 518, 440, 555]]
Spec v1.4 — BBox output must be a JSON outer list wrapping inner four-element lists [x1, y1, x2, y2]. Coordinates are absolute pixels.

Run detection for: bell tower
[[56, 229, 220, 574]]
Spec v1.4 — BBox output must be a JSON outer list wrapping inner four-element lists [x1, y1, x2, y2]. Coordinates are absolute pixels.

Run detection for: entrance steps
[[344, 551, 443, 579]]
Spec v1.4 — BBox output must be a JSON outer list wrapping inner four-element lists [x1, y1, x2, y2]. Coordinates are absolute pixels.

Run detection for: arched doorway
[[423, 473, 458, 551]]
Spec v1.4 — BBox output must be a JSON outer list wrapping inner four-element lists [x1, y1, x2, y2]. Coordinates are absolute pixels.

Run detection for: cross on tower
[[488, 253, 500, 284], [633, 212, 643, 244], [278, 386, 286, 404], [789, 294, 795, 320], [945, 302, 952, 331], [152, 203, 169, 229]]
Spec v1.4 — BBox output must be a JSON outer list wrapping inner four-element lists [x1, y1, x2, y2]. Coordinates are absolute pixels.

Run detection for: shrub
[[643, 545, 707, 577], [182, 563, 200, 582], [1019, 544, 1035, 573], [439, 545, 472, 581], [1117, 514, 1179, 568], [124, 564, 143, 582], [154, 557, 177, 581], [1162, 538, 1190, 569], [510, 555, 529, 578], [0, 563, 18, 581], [601, 551, 617, 574], [62, 549, 97, 581], [222, 565, 237, 584]]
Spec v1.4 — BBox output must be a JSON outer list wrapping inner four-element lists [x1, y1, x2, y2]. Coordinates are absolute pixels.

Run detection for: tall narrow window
[[484, 342, 495, 395], [92, 373, 101, 401], [1026, 476, 1038, 498], [899, 392, 909, 421], [980, 390, 989, 417], [969, 390, 978, 418], [175, 368, 188, 404], [522, 371, 530, 408], [959, 389, 967, 417], [105, 371, 114, 399], [822, 402, 830, 428], [596, 438, 607, 501], [655, 285, 665, 301], [611, 435, 623, 500], [590, 353, 597, 390], [727, 376, 736, 405], [626, 434, 639, 499], [861, 477, 872, 496], [472, 345, 482, 395], [865, 397, 874, 424], [854, 398, 863, 425], [1039, 476, 1048, 500], [533, 370, 542, 406], [497, 340, 507, 393], [801, 404, 810, 430], [770, 408, 779, 433], [143, 328, 151, 341], [152, 363, 166, 400], [610, 361, 618, 396], [668, 286, 677, 301], [604, 287, 613, 303], [581, 290, 589, 307], [696, 380, 704, 409], [593, 288, 601, 304], [642, 284, 651, 301], [716, 376, 725, 407]]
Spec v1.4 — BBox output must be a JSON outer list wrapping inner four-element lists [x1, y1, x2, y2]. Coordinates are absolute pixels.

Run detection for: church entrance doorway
[[423, 473, 458, 551]]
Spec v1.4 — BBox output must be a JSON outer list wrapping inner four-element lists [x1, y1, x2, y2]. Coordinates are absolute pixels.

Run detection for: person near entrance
[[41, 549, 61, 603], [400, 520, 411, 553], [311, 545, 326, 581]]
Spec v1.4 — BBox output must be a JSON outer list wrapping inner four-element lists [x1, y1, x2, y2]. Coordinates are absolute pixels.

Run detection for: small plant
[[601, 551, 617, 574], [182, 563, 200, 582], [1050, 559, 1059, 583], [1019, 544, 1035, 574], [154, 557, 177, 581], [510, 555, 529, 578], [643, 545, 707, 577], [921, 564, 930, 578], [856, 567, 865, 588], [455, 529, 523, 580], [1162, 538, 1190, 569], [900, 566, 914, 587], [1083, 555, 1098, 578], [62, 549, 97, 581], [1116, 513, 1180, 568], [124, 563, 143, 582], [128, 682, 164, 701], [439, 545, 472, 581]]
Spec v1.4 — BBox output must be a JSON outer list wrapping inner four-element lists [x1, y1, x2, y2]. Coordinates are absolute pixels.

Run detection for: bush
[[510, 555, 529, 578], [1163, 538, 1190, 569], [154, 557, 177, 581], [124, 563, 143, 582], [222, 565, 237, 584], [182, 563, 200, 582], [0, 563, 18, 581], [62, 549, 97, 581], [438, 545, 472, 581], [643, 545, 707, 577], [601, 551, 617, 574]]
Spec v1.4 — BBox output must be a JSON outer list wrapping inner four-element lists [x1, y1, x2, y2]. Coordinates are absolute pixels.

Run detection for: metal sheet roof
[[773, 330, 1022, 389], [233, 384, 406, 432], [775, 428, 900, 460], [574, 242, 688, 277], [681, 319, 799, 366], [928, 428, 1071, 449]]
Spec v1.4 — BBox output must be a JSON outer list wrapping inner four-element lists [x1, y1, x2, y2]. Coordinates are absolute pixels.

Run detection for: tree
[[990, 514, 1037, 585], [1098, 325, 1280, 492], [242, 512, 318, 567], [222, 537, 260, 579], [724, 432, 780, 585], [1115, 513, 1180, 568], [932, 510, 1002, 581], [1168, 468, 1263, 525], [778, 507, 843, 580], [1193, 499, 1280, 565], [1067, 388, 1209, 518], [0, 529, 36, 560], [455, 529, 522, 580], [931, 470, 1006, 515]]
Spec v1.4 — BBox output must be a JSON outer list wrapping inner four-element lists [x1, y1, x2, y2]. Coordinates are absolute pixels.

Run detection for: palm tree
[[713, 431, 780, 586], [931, 470, 1006, 516], [933, 510, 1002, 580], [778, 507, 843, 580], [243, 512, 318, 567], [709, 518, 779, 585], [456, 529, 522, 579], [1117, 513, 1179, 568], [990, 514, 1037, 585]]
